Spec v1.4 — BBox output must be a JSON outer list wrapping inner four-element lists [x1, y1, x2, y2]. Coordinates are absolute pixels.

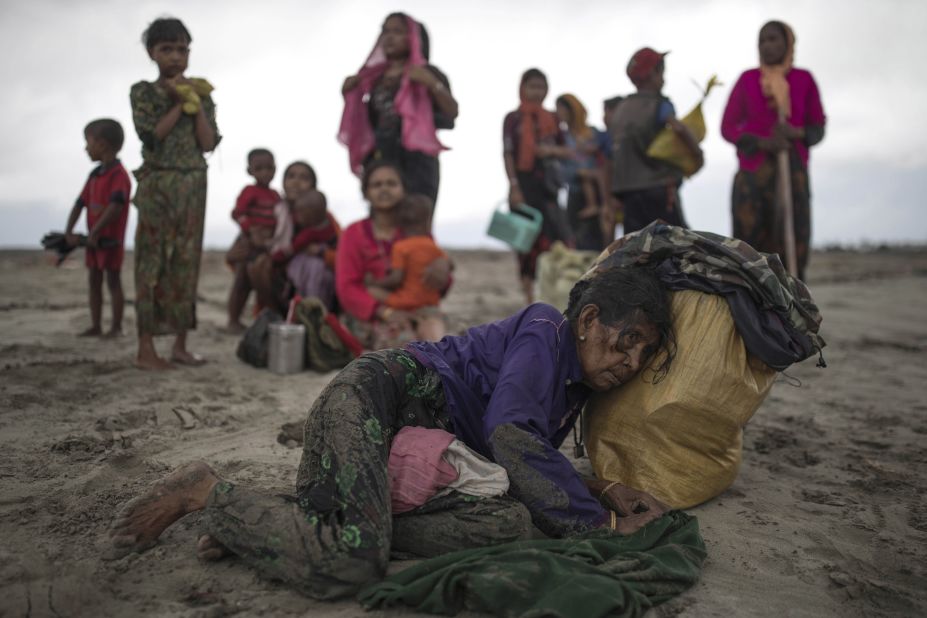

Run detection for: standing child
[[273, 189, 341, 312], [225, 148, 283, 332], [366, 194, 447, 341], [131, 17, 220, 370], [63, 119, 132, 338]]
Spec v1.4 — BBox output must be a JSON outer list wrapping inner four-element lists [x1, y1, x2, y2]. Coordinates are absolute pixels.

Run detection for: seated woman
[[335, 160, 450, 349], [108, 265, 675, 600]]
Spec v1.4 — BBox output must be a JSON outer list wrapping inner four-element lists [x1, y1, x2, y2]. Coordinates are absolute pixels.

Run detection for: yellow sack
[[645, 75, 720, 177], [585, 290, 776, 508], [536, 242, 602, 311], [175, 78, 214, 115]]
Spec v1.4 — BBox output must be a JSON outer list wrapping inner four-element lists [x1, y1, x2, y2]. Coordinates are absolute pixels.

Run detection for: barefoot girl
[[130, 17, 219, 370]]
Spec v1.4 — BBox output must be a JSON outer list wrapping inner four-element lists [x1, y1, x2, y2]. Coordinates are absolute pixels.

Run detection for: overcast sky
[[2, 0, 925, 250]]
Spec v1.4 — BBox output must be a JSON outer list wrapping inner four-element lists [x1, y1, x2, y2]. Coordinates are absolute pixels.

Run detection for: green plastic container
[[486, 203, 543, 253]]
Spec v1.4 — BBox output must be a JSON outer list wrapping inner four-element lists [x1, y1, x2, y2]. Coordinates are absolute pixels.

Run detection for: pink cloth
[[335, 218, 400, 321], [337, 14, 447, 176], [388, 426, 458, 514], [720, 68, 826, 172]]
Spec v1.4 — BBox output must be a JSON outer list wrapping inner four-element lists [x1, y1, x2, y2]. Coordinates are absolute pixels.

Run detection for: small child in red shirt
[[367, 194, 447, 341], [63, 119, 132, 337], [274, 189, 341, 312], [225, 148, 284, 331]]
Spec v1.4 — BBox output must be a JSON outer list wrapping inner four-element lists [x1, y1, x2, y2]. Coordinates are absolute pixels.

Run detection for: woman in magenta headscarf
[[339, 13, 458, 208], [721, 20, 826, 281]]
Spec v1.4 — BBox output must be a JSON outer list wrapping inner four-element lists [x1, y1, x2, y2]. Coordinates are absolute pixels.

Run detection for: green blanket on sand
[[359, 510, 705, 618]]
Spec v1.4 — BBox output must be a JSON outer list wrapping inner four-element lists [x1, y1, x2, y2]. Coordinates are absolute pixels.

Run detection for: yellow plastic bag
[[585, 290, 776, 508], [645, 75, 720, 177]]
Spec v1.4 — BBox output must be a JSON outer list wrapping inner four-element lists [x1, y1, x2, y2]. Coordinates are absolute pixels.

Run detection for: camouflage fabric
[[584, 222, 825, 366], [130, 81, 220, 171], [200, 349, 531, 600], [133, 169, 206, 335], [130, 80, 220, 336]]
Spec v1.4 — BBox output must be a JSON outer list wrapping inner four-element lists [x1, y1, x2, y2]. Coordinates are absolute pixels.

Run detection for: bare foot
[[171, 349, 207, 366], [135, 354, 175, 371], [103, 327, 124, 339], [196, 534, 231, 561], [107, 462, 219, 560], [79, 327, 103, 337]]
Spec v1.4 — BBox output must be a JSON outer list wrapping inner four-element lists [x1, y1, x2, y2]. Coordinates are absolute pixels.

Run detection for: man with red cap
[[607, 47, 703, 234]]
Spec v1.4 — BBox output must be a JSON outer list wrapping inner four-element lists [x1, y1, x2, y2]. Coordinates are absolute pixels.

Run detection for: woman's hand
[[600, 482, 669, 518], [342, 74, 361, 94], [407, 65, 438, 89], [509, 184, 525, 208], [612, 510, 663, 535], [422, 257, 452, 291]]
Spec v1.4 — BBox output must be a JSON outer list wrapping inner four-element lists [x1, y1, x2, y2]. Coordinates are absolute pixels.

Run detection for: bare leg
[[81, 268, 104, 336], [225, 262, 251, 332], [520, 275, 534, 306], [578, 177, 601, 219], [104, 269, 124, 337], [135, 333, 174, 370], [415, 315, 446, 342], [247, 254, 279, 313], [171, 330, 206, 366], [108, 461, 219, 559]]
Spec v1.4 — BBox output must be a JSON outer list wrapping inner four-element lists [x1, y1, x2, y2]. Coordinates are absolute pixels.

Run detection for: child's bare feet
[[107, 462, 220, 560], [79, 327, 103, 337], [196, 534, 231, 561], [103, 327, 124, 339], [171, 349, 207, 366]]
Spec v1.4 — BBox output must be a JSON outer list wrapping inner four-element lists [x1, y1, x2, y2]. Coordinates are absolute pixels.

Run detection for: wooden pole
[[775, 108, 799, 278]]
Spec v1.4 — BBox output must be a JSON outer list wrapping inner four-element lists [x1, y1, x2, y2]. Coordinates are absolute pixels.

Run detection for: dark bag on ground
[[237, 308, 283, 368], [293, 297, 354, 372]]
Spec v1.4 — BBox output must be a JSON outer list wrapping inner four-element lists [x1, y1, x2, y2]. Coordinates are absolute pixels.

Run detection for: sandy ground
[[1, 247, 926, 617]]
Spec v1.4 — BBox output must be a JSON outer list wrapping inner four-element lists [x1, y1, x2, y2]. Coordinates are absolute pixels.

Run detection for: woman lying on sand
[[108, 266, 674, 599]]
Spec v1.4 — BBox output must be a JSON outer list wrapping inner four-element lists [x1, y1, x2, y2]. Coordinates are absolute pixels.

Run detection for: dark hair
[[566, 266, 676, 382], [294, 190, 328, 224], [384, 12, 430, 61], [247, 148, 274, 165], [361, 160, 406, 194], [760, 20, 790, 42], [398, 194, 434, 229], [84, 118, 124, 151], [520, 68, 547, 87], [142, 17, 191, 50], [283, 161, 317, 188]]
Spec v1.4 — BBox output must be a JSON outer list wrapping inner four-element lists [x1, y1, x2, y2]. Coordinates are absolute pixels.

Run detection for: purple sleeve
[[482, 321, 608, 536]]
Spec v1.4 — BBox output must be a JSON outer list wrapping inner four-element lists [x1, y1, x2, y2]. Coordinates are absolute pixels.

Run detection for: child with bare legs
[[63, 119, 131, 338], [366, 194, 446, 341]]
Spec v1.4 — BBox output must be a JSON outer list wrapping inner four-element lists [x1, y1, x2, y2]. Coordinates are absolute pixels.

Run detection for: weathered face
[[575, 305, 660, 392], [522, 77, 548, 104], [759, 24, 788, 65], [365, 167, 404, 212], [381, 16, 409, 59], [148, 39, 190, 78], [248, 153, 276, 187], [283, 165, 315, 201]]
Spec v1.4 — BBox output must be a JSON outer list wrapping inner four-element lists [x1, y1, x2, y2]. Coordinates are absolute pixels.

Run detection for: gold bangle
[[599, 480, 620, 500], [610, 511, 617, 530]]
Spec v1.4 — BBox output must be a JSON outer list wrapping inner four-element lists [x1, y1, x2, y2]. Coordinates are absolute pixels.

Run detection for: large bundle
[[585, 290, 776, 508], [536, 242, 601, 311]]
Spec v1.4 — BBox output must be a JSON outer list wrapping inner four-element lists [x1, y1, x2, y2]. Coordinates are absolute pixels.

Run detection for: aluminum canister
[[267, 323, 305, 374]]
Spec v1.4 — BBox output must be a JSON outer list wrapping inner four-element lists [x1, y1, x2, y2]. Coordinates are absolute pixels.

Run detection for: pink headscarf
[[337, 15, 448, 176]]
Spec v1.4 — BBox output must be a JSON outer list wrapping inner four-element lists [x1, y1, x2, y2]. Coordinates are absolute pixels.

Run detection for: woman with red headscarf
[[339, 13, 458, 208], [721, 20, 826, 281], [502, 68, 573, 304]]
